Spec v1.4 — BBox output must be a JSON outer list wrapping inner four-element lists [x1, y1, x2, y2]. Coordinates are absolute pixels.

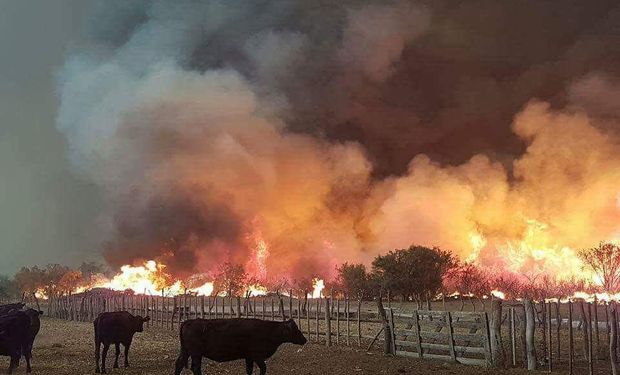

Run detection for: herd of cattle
[[0, 302, 307, 375]]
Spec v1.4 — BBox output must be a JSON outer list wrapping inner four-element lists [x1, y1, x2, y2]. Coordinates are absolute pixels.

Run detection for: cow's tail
[[175, 321, 190, 373]]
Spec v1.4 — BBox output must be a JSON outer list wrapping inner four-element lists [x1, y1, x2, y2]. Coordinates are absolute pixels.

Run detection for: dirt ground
[[0, 317, 546, 375]]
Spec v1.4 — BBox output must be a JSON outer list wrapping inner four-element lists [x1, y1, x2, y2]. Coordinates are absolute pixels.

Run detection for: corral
[[36, 293, 620, 374], [0, 317, 533, 375]]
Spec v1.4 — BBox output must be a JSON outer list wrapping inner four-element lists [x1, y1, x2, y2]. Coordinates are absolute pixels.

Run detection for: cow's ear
[[143, 316, 150, 322]]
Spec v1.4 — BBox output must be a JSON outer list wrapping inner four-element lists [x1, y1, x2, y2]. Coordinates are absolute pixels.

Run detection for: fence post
[[546, 301, 552, 372], [289, 291, 293, 320], [336, 298, 340, 345], [357, 298, 362, 347], [524, 299, 537, 370], [446, 311, 457, 362], [588, 303, 594, 375], [325, 297, 332, 347], [509, 307, 516, 367], [611, 302, 618, 375], [555, 301, 561, 363], [482, 311, 492, 367], [413, 310, 423, 358], [568, 300, 574, 375], [236, 297, 241, 318], [490, 299, 504, 368], [388, 308, 396, 355], [377, 297, 392, 355]]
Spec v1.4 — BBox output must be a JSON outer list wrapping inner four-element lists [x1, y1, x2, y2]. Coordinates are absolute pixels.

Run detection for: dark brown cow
[[20, 308, 43, 373], [94, 311, 150, 373], [0, 303, 25, 315], [0, 311, 31, 374], [174, 318, 307, 375]]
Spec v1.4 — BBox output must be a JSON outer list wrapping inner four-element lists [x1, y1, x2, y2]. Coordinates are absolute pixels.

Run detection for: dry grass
[[0, 317, 548, 374]]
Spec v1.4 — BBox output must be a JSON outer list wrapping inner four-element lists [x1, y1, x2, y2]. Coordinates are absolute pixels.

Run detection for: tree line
[[3, 241, 620, 302]]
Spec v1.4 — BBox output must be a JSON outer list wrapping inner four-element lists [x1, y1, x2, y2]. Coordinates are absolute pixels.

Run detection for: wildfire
[[192, 282, 215, 296], [490, 290, 505, 299], [245, 284, 268, 297], [311, 278, 325, 298]]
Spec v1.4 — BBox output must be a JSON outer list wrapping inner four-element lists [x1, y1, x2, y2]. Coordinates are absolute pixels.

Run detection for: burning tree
[[579, 242, 620, 292], [442, 263, 490, 310], [212, 262, 247, 297]]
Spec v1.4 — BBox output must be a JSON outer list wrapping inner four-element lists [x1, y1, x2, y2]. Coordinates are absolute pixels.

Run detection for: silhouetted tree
[[372, 245, 456, 301], [579, 242, 620, 292], [0, 275, 17, 300], [335, 263, 370, 298]]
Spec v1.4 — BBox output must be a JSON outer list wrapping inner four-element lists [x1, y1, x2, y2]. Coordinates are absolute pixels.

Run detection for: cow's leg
[[174, 347, 190, 375], [101, 343, 110, 374], [256, 360, 267, 375], [25, 344, 32, 373], [95, 340, 101, 373], [8, 354, 19, 375], [245, 358, 254, 374], [123, 341, 131, 367], [113, 343, 120, 368], [190, 355, 202, 375]]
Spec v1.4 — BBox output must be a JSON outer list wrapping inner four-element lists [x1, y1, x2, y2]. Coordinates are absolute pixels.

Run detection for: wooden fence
[[41, 294, 620, 372], [389, 309, 492, 366], [45, 293, 503, 368], [47, 293, 382, 348]]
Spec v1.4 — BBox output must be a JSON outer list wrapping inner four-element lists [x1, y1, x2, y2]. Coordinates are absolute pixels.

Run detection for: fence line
[[25, 294, 620, 372], [47, 293, 381, 349]]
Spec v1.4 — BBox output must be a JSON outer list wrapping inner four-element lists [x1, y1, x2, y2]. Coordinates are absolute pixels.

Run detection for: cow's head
[[283, 319, 307, 345], [133, 315, 150, 332]]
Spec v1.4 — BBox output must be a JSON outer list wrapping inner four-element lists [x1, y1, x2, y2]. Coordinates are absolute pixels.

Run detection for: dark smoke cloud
[[56, 0, 620, 279]]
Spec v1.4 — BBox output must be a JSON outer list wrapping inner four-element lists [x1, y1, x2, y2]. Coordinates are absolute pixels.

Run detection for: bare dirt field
[[0, 317, 546, 375]]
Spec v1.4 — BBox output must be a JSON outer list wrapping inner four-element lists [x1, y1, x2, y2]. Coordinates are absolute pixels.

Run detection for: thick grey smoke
[[55, 0, 620, 280]]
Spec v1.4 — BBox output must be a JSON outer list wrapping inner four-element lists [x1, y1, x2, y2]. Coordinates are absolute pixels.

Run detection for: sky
[[0, 1, 102, 274]]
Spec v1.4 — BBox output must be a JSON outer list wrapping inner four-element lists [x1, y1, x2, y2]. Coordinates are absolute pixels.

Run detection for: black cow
[[94, 311, 150, 373], [0, 311, 31, 374], [0, 303, 25, 315], [174, 318, 307, 375], [20, 308, 43, 372]]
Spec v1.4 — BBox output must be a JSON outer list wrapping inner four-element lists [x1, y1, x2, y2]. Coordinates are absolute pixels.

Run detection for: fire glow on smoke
[[53, 2, 620, 296]]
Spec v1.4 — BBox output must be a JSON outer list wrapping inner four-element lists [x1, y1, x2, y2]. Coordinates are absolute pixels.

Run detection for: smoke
[[56, 0, 620, 282]]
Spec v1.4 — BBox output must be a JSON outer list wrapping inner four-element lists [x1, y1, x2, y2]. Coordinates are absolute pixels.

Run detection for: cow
[[174, 318, 307, 375], [0, 311, 31, 374], [0, 307, 42, 373], [20, 308, 43, 373], [0, 303, 25, 315], [94, 311, 150, 373]]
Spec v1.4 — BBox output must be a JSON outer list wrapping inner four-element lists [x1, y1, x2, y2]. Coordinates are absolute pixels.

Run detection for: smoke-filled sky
[[4, 0, 620, 280]]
